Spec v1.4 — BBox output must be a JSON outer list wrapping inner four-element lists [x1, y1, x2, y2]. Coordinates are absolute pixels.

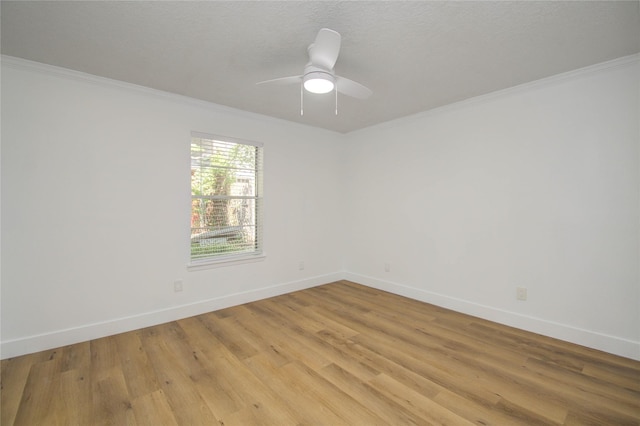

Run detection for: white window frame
[[188, 132, 264, 269]]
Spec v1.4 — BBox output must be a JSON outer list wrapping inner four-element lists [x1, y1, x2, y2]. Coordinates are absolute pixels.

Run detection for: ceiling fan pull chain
[[335, 85, 338, 115], [300, 83, 304, 116]]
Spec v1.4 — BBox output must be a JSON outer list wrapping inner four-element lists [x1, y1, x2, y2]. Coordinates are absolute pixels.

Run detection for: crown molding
[[5, 53, 636, 137], [351, 53, 640, 136], [0, 55, 342, 136]]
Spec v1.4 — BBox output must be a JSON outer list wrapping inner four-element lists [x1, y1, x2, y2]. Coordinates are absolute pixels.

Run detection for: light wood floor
[[2, 281, 639, 425]]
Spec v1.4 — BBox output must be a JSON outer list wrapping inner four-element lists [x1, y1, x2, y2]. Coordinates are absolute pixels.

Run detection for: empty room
[[1, 1, 639, 425]]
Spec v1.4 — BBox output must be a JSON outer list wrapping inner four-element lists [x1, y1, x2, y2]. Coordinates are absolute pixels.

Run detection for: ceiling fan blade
[[309, 28, 341, 70], [335, 76, 373, 99], [256, 75, 302, 86]]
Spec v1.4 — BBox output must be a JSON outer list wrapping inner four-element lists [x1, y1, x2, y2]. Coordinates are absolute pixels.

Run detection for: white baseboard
[[4, 271, 638, 361], [0, 272, 343, 359], [344, 272, 640, 361]]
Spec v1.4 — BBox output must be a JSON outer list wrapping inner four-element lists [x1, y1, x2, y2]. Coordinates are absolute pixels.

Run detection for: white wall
[[1, 58, 345, 358], [343, 56, 639, 360], [2, 55, 639, 360]]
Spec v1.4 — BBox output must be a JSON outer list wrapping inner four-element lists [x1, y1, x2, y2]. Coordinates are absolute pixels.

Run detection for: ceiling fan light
[[303, 72, 334, 94]]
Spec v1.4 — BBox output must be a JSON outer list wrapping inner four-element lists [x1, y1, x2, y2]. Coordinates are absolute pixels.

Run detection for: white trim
[[343, 272, 640, 361], [351, 53, 640, 136], [0, 272, 345, 359], [0, 55, 243, 116], [0, 55, 342, 136], [187, 253, 266, 271], [2, 270, 637, 361], [3, 53, 636, 137], [191, 131, 264, 148]]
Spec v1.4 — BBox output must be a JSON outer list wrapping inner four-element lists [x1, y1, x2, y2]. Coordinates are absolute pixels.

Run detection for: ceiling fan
[[257, 28, 372, 115]]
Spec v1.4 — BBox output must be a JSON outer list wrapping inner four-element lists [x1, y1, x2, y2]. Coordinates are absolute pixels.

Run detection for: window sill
[[187, 253, 266, 271]]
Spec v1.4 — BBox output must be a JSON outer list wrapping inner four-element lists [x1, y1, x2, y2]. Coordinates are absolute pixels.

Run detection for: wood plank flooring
[[2, 280, 639, 425]]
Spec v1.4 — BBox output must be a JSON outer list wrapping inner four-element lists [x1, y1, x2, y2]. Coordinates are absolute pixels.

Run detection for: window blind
[[190, 133, 263, 262]]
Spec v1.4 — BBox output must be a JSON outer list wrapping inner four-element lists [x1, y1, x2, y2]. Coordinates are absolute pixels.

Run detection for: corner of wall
[[344, 272, 640, 361]]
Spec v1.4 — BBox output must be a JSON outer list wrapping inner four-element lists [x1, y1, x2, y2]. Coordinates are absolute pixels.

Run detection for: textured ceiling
[[2, 1, 639, 133]]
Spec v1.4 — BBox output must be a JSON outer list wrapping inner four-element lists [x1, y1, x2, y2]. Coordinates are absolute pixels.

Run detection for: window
[[190, 132, 263, 264]]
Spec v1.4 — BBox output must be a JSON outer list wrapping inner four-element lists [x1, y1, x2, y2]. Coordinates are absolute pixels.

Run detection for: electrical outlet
[[299, 261, 305, 270], [174, 280, 183, 292], [516, 287, 527, 301]]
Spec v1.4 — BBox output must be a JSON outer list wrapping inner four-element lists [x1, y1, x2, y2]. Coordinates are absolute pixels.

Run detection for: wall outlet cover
[[516, 287, 527, 301]]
